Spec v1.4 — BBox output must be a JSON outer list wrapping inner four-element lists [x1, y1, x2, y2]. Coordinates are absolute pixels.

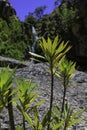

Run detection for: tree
[[54, 0, 61, 8], [0, 17, 27, 60], [34, 5, 47, 19]]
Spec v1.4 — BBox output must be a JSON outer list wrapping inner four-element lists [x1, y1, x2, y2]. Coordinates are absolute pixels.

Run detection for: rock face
[[0, 56, 27, 68], [0, 62, 87, 129]]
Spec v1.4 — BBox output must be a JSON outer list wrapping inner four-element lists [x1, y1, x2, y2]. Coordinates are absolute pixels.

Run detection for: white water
[[32, 26, 38, 53]]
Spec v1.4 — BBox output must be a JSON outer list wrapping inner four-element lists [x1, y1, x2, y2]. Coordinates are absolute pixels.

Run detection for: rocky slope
[[0, 62, 87, 130]]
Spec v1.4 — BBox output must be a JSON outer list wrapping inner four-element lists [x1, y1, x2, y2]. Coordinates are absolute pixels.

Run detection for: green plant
[[56, 56, 76, 112], [12, 79, 44, 130], [52, 104, 84, 130], [16, 126, 24, 130], [22, 106, 63, 130], [0, 17, 27, 60], [52, 56, 84, 130], [23, 107, 44, 130], [29, 36, 71, 130], [0, 66, 16, 130]]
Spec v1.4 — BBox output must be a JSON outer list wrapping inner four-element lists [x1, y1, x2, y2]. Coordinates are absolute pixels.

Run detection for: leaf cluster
[[0, 17, 27, 60]]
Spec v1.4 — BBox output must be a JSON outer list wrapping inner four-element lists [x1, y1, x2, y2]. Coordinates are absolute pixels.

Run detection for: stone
[[0, 56, 27, 68], [0, 62, 87, 129]]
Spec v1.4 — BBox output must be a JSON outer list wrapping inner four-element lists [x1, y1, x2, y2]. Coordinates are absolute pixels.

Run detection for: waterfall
[[31, 26, 39, 63], [32, 26, 38, 53]]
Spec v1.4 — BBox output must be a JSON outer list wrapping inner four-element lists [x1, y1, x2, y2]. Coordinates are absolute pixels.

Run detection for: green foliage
[[62, 104, 84, 129], [52, 104, 84, 130], [22, 107, 43, 130], [59, 3, 78, 32], [30, 36, 71, 130], [12, 78, 44, 130], [56, 56, 76, 86], [0, 67, 16, 112], [13, 79, 42, 112], [30, 36, 71, 72], [0, 17, 26, 60], [22, 107, 63, 130], [40, 36, 71, 66], [56, 56, 76, 112], [34, 5, 47, 19], [16, 126, 24, 130], [0, 67, 16, 129]]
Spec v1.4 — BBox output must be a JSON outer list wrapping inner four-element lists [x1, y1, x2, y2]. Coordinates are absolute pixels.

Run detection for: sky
[[9, 0, 55, 21]]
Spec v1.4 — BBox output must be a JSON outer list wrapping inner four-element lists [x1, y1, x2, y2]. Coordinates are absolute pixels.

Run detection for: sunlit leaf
[[52, 122, 63, 130], [29, 52, 45, 59]]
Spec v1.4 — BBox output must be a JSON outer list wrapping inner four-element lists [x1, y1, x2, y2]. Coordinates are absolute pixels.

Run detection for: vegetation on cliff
[[0, 0, 87, 64]]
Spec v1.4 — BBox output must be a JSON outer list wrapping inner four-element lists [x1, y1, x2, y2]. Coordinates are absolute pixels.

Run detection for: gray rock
[[0, 56, 27, 68], [0, 62, 87, 130]]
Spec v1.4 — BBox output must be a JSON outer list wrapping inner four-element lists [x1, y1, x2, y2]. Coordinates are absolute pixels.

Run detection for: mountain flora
[[13, 79, 44, 130], [29, 36, 84, 130], [0, 67, 16, 130], [0, 17, 27, 60], [30, 36, 71, 129], [56, 56, 76, 112]]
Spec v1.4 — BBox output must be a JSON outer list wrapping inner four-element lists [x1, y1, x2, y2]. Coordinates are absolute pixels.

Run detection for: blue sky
[[9, 0, 55, 21]]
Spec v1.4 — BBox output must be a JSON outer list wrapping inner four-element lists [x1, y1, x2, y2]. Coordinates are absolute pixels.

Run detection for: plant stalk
[[62, 76, 66, 113], [8, 88, 15, 130], [47, 65, 54, 130], [23, 116, 26, 130]]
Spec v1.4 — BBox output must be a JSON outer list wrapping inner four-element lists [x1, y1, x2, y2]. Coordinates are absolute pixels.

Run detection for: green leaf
[[42, 110, 50, 127], [33, 107, 39, 128], [52, 106, 62, 116], [16, 126, 24, 130], [52, 36, 59, 51], [0, 67, 16, 111], [22, 111, 34, 129], [47, 37, 52, 54], [35, 100, 45, 107], [29, 52, 45, 59], [71, 109, 84, 120], [67, 118, 84, 128], [38, 124, 43, 130], [56, 41, 65, 54], [52, 122, 63, 130]]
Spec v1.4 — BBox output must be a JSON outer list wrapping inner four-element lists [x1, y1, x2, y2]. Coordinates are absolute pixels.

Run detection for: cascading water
[[32, 26, 38, 53], [31, 26, 39, 63]]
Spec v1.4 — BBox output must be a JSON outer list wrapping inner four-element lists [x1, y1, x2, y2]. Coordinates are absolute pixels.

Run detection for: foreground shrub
[[0, 67, 16, 130], [30, 36, 71, 129], [52, 104, 84, 130], [12, 78, 44, 130]]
